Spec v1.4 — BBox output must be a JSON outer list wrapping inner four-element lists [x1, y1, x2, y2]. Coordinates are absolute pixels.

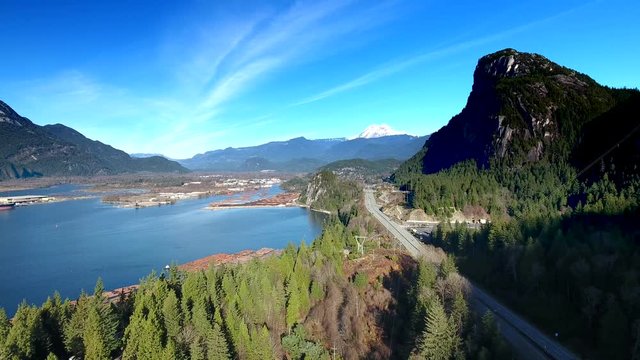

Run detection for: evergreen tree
[[206, 324, 231, 360], [450, 292, 468, 334], [286, 276, 301, 331], [0, 307, 10, 343], [190, 338, 205, 360], [162, 289, 182, 340], [4, 302, 48, 359], [83, 307, 110, 360], [41, 293, 71, 358], [249, 325, 273, 360], [64, 293, 90, 357], [122, 293, 166, 360], [413, 300, 456, 360]]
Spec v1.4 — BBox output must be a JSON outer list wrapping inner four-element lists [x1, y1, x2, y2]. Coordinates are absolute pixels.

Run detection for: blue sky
[[1, 0, 638, 159]]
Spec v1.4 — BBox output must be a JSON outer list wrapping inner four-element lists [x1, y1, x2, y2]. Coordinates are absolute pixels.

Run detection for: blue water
[[0, 185, 324, 315]]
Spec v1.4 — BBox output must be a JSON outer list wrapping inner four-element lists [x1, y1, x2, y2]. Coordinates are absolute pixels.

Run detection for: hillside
[[0, 100, 188, 179], [320, 158, 402, 183], [180, 133, 428, 172]]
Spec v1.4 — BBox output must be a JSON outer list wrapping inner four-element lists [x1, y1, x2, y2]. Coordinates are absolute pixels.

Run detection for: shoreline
[[206, 204, 304, 210], [101, 248, 282, 301], [207, 192, 300, 210], [178, 248, 282, 271]]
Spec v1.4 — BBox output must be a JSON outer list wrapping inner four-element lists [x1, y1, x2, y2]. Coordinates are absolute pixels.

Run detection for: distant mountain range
[[0, 101, 188, 179], [179, 131, 429, 172]]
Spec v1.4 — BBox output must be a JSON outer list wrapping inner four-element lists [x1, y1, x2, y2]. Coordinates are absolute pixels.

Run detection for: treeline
[[394, 159, 579, 219]]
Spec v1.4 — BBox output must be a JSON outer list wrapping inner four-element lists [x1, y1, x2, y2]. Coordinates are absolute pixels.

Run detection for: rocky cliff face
[[303, 172, 328, 208], [0, 100, 188, 179], [412, 48, 619, 174]]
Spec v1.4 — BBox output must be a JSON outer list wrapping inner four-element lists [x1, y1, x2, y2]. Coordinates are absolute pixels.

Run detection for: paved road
[[364, 189, 579, 360]]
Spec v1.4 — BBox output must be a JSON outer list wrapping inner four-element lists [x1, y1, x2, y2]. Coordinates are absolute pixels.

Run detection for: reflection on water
[[0, 185, 325, 315]]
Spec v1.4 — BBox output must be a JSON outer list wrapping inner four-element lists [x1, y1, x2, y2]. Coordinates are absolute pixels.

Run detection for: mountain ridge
[[180, 133, 428, 172], [0, 100, 188, 179]]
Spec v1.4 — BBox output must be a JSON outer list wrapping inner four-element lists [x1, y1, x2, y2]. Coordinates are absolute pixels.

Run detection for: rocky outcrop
[[303, 172, 328, 208], [405, 48, 620, 175]]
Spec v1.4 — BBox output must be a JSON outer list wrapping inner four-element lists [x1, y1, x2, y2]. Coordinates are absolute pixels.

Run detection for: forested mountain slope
[[394, 48, 639, 219], [0, 100, 187, 179], [394, 49, 640, 359]]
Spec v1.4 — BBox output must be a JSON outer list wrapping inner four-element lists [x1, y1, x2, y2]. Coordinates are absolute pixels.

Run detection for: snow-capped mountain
[[358, 124, 406, 139]]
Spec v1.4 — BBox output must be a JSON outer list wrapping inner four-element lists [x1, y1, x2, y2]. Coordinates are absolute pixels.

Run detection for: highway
[[364, 189, 579, 360]]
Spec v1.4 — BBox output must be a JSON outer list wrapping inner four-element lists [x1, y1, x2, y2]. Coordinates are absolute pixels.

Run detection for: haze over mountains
[[178, 126, 428, 172]]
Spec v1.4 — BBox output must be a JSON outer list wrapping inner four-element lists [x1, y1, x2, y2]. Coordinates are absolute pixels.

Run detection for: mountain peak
[[475, 48, 564, 80], [0, 100, 31, 127], [358, 124, 405, 139]]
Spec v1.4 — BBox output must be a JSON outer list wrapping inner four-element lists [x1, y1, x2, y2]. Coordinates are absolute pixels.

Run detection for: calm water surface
[[0, 185, 324, 314]]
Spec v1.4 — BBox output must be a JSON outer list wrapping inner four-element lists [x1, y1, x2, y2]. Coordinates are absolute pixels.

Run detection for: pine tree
[[450, 292, 468, 333], [286, 276, 301, 331], [64, 293, 90, 357], [162, 339, 179, 360], [83, 307, 110, 360], [249, 325, 273, 360], [190, 338, 206, 360], [4, 302, 49, 359], [122, 294, 165, 360], [41, 293, 71, 358], [0, 308, 9, 359], [88, 280, 120, 359], [206, 324, 231, 360], [162, 289, 182, 340], [0, 307, 10, 343], [414, 300, 455, 360]]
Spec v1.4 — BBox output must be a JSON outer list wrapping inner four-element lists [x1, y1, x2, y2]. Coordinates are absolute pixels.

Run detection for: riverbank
[[99, 248, 281, 302], [178, 248, 282, 271]]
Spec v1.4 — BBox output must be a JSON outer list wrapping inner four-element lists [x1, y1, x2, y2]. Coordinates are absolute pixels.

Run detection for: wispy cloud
[[291, 3, 588, 107], [187, 0, 395, 121]]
